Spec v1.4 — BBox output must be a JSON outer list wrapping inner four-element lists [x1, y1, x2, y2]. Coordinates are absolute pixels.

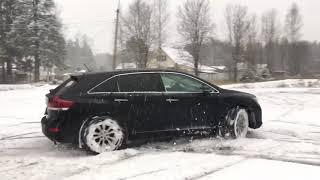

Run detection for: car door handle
[[114, 99, 129, 102], [166, 98, 179, 103]]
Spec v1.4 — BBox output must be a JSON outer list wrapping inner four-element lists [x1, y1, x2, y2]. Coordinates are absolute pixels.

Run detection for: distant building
[[115, 62, 138, 70], [148, 47, 230, 82], [114, 47, 230, 82]]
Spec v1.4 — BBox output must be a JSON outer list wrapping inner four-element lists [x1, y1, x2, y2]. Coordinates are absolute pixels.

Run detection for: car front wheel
[[219, 107, 249, 139], [82, 117, 126, 154]]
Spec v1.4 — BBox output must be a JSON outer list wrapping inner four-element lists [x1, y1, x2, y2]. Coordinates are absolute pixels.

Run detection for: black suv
[[42, 70, 262, 154]]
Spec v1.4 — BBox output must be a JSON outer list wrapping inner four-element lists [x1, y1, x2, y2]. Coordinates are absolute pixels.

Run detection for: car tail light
[[47, 96, 74, 111], [48, 128, 60, 133]]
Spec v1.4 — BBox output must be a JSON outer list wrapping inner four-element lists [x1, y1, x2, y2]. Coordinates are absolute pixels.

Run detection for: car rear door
[[117, 73, 169, 133], [86, 75, 132, 125]]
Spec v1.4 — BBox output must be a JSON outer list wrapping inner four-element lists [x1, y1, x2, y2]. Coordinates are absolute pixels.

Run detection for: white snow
[[0, 79, 320, 179], [199, 159, 320, 180], [0, 84, 35, 91], [223, 79, 320, 89]]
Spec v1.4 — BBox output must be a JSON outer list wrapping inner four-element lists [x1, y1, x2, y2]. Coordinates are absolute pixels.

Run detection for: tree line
[[119, 0, 319, 81], [0, 0, 65, 83], [65, 35, 95, 72]]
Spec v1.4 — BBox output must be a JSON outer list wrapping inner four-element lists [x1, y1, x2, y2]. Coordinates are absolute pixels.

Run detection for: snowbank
[[0, 83, 53, 91], [0, 84, 35, 91], [222, 79, 320, 89]]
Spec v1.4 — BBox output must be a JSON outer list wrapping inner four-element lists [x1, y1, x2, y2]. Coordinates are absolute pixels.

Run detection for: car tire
[[218, 107, 249, 139], [81, 116, 126, 154]]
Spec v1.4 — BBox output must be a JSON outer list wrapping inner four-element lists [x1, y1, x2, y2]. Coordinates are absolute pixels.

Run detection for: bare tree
[[122, 0, 153, 68], [225, 4, 251, 82], [261, 9, 280, 72], [153, 0, 169, 48], [246, 14, 259, 67], [285, 3, 303, 75], [177, 0, 214, 76], [285, 3, 303, 43]]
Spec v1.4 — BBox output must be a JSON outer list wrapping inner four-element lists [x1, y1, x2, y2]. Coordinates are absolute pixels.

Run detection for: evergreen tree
[[0, 0, 24, 83], [9, 0, 65, 82], [65, 36, 95, 71]]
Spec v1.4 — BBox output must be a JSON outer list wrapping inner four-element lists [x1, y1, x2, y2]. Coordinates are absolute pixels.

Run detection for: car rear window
[[55, 78, 77, 96], [90, 76, 119, 93], [118, 73, 165, 92]]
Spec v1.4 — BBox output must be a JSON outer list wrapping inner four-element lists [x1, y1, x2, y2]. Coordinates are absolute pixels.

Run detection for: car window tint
[[161, 73, 213, 92], [55, 79, 77, 95], [91, 76, 119, 92], [118, 73, 164, 92]]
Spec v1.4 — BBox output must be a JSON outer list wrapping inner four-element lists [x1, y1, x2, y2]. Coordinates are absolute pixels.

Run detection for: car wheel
[[218, 107, 249, 139], [82, 116, 126, 154]]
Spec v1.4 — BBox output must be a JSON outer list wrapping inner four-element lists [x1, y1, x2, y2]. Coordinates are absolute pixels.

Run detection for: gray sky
[[54, 0, 320, 54]]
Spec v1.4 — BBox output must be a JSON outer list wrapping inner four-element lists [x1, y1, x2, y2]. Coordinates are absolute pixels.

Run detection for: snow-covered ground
[[0, 79, 320, 180]]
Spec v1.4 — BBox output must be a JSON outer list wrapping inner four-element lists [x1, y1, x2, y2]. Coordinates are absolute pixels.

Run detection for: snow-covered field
[[0, 79, 320, 180]]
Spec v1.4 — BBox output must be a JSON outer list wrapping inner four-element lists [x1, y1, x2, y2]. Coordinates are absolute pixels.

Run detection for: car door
[[86, 75, 132, 124], [117, 73, 169, 133], [160, 72, 220, 130]]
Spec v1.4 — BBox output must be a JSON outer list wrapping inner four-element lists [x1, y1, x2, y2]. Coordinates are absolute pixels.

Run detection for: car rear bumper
[[41, 116, 64, 142]]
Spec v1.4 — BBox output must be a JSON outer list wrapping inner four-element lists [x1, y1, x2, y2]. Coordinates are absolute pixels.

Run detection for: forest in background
[[1, 0, 320, 84]]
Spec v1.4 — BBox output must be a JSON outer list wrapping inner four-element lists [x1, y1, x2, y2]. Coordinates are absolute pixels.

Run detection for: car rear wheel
[[219, 107, 249, 139], [82, 117, 126, 154]]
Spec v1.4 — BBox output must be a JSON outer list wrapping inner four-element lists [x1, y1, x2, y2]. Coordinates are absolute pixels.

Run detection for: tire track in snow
[[66, 152, 143, 178], [1, 136, 45, 141], [0, 162, 39, 173], [119, 168, 167, 180], [268, 120, 320, 128], [0, 132, 39, 141], [187, 158, 248, 180]]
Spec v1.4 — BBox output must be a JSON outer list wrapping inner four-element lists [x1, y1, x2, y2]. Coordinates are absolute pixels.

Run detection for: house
[[115, 62, 137, 70], [147, 47, 230, 82], [114, 47, 230, 82]]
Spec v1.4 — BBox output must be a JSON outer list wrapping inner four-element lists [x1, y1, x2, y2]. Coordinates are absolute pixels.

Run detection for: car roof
[[73, 69, 192, 78], [69, 69, 221, 92]]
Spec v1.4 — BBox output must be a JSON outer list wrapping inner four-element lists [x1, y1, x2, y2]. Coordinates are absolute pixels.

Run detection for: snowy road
[[0, 80, 320, 180]]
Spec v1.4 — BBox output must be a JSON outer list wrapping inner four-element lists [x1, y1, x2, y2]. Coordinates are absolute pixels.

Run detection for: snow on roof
[[162, 47, 220, 74], [63, 73, 72, 76], [116, 62, 137, 70], [211, 66, 227, 71], [77, 70, 87, 73]]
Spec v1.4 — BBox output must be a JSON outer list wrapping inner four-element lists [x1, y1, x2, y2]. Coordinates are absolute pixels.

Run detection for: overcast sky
[[54, 0, 320, 54]]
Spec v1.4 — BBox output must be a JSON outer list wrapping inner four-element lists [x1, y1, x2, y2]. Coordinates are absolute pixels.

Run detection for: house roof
[[115, 62, 137, 70], [162, 47, 222, 74]]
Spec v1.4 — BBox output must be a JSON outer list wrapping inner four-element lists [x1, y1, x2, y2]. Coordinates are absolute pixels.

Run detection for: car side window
[[90, 76, 119, 93], [160, 73, 213, 92], [118, 73, 165, 92]]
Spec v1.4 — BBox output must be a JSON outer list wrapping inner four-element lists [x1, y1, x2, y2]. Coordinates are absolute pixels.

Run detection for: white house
[[115, 47, 230, 82], [148, 47, 229, 82]]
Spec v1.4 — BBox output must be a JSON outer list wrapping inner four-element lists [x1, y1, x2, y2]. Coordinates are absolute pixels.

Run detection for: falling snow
[[0, 79, 320, 179]]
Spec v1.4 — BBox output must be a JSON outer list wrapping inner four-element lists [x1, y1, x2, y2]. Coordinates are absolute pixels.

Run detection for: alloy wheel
[[85, 119, 124, 153], [233, 109, 249, 138]]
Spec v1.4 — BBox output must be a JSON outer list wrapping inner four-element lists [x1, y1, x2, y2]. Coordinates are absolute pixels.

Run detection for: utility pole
[[33, 0, 40, 82], [112, 0, 120, 70]]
